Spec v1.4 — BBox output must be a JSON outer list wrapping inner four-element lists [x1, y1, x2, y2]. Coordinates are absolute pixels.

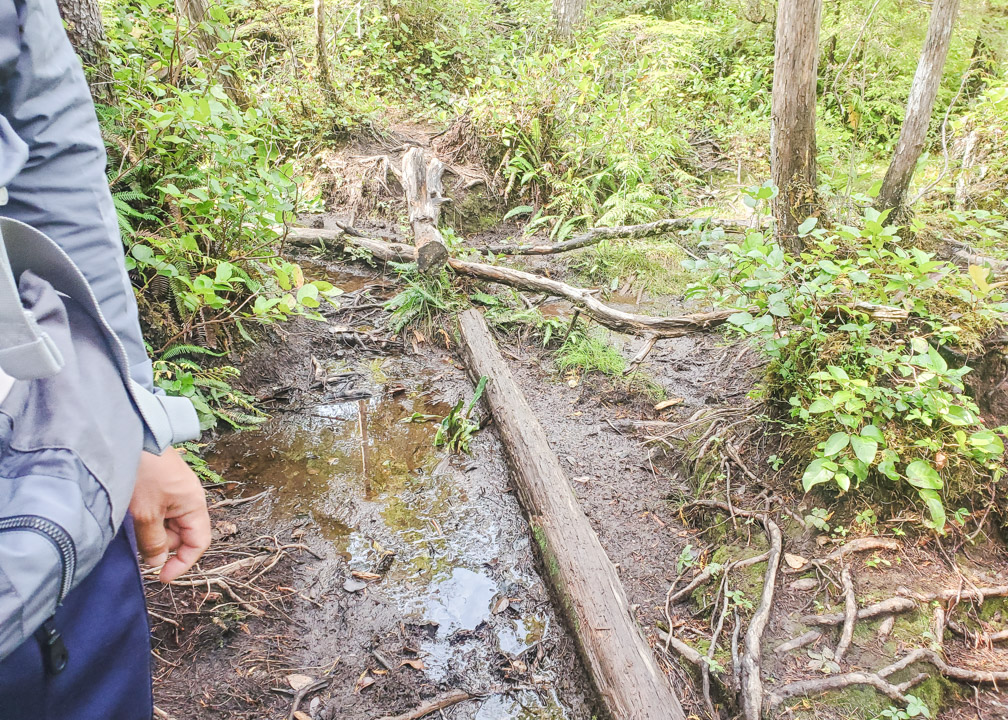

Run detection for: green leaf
[[850, 435, 877, 464], [502, 205, 534, 221], [968, 264, 992, 294], [727, 311, 754, 327], [861, 424, 885, 443], [797, 217, 818, 235], [918, 489, 947, 533], [823, 432, 850, 457], [801, 458, 835, 492], [905, 459, 943, 490], [834, 472, 850, 492], [808, 398, 833, 414]]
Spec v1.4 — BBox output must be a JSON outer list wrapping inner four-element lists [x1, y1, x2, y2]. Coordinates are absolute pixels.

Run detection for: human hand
[[129, 447, 211, 583]]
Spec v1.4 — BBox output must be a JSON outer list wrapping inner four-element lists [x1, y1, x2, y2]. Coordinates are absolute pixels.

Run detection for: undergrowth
[[688, 203, 1007, 532]]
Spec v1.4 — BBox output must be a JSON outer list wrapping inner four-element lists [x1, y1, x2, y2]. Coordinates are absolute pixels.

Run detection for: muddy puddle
[[206, 364, 588, 719]]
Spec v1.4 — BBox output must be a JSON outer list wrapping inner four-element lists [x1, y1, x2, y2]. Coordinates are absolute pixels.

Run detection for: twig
[[624, 334, 658, 375], [834, 568, 857, 664], [208, 489, 271, 510], [375, 690, 475, 720], [288, 677, 331, 720], [786, 537, 900, 573]]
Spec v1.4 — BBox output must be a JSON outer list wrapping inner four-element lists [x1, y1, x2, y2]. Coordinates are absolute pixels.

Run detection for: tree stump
[[401, 148, 449, 273]]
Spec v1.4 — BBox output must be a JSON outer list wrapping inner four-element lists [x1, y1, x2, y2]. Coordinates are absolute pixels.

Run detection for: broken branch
[[483, 217, 749, 256]]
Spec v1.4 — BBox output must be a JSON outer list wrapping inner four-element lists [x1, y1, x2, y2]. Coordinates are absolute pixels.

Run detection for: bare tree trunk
[[174, 0, 250, 109], [55, 0, 116, 103], [553, 0, 586, 37], [875, 0, 960, 218], [313, 0, 339, 103], [770, 0, 824, 250]]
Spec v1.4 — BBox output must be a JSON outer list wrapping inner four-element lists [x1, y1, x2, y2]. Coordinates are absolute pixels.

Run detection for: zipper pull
[[36, 618, 68, 675]]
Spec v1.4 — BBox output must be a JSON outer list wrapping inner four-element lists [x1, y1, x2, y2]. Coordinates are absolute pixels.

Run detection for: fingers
[[132, 511, 170, 569], [158, 508, 212, 583]]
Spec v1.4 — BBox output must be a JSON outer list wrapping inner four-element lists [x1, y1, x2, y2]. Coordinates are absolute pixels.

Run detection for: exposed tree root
[[833, 568, 857, 664], [738, 512, 782, 720], [801, 597, 917, 626], [898, 584, 1008, 603], [482, 217, 750, 256], [773, 630, 823, 655], [785, 537, 901, 573]]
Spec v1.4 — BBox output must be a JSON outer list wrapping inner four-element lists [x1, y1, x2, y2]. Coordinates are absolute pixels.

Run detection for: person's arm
[[0, 0, 209, 583]]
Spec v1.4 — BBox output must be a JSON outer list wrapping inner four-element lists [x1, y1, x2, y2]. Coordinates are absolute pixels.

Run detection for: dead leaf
[[400, 659, 425, 671], [571, 475, 591, 484], [355, 672, 375, 693], [352, 570, 381, 581], [654, 398, 684, 411], [783, 553, 807, 569], [286, 674, 313, 691], [212, 520, 238, 541], [294, 712, 312, 720], [492, 595, 510, 614], [343, 578, 367, 593]]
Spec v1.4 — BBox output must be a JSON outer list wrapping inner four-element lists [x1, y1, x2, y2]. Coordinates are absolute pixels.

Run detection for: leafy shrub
[[103, 0, 341, 349], [687, 207, 1007, 531]]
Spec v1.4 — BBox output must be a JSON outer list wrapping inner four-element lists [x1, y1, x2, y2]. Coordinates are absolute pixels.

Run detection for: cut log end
[[416, 241, 449, 273]]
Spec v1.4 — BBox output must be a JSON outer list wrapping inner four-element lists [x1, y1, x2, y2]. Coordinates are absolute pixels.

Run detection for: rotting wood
[[401, 147, 449, 273], [457, 309, 686, 720], [483, 217, 750, 256]]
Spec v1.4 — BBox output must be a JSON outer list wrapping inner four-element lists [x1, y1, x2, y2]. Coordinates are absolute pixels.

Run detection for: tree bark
[[313, 0, 339, 103], [55, 0, 116, 103], [553, 0, 586, 37], [770, 0, 824, 250], [875, 0, 960, 218], [174, 0, 250, 108], [402, 148, 449, 273], [457, 309, 686, 720]]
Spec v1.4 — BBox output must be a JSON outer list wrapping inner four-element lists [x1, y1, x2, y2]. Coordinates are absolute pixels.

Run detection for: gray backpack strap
[[0, 217, 199, 453]]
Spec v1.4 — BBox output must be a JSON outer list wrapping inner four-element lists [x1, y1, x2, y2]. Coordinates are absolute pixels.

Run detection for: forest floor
[[147, 127, 1008, 720]]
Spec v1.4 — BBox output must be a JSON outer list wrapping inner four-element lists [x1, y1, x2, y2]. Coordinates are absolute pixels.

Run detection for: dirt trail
[[149, 131, 1008, 720]]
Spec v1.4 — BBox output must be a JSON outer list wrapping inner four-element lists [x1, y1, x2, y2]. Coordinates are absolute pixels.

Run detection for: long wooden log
[[484, 217, 751, 256], [457, 309, 685, 720], [402, 147, 449, 273]]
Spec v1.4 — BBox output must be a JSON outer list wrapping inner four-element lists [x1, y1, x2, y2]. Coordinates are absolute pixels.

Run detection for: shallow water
[[206, 379, 571, 718]]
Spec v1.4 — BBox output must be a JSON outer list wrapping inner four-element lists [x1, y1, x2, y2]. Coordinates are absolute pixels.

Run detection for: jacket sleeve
[[0, 0, 155, 391]]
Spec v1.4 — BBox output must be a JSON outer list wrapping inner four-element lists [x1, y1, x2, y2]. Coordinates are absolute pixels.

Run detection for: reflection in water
[[205, 388, 567, 719]]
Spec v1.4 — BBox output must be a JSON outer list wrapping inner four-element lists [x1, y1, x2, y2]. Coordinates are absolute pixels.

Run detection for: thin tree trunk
[[314, 0, 339, 103], [875, 0, 960, 218], [770, 0, 824, 250], [55, 0, 116, 103], [174, 0, 250, 109], [553, 0, 586, 37]]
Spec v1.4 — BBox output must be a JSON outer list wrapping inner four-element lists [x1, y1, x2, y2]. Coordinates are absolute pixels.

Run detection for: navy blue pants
[[0, 517, 153, 720]]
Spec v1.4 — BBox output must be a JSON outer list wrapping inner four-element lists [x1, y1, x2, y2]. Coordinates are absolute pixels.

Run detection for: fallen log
[[283, 228, 908, 337], [484, 217, 751, 256], [457, 309, 685, 720], [284, 227, 737, 339], [401, 147, 449, 273]]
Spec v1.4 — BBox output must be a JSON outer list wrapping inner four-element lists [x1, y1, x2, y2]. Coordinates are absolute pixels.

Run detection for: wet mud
[[204, 356, 594, 719]]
